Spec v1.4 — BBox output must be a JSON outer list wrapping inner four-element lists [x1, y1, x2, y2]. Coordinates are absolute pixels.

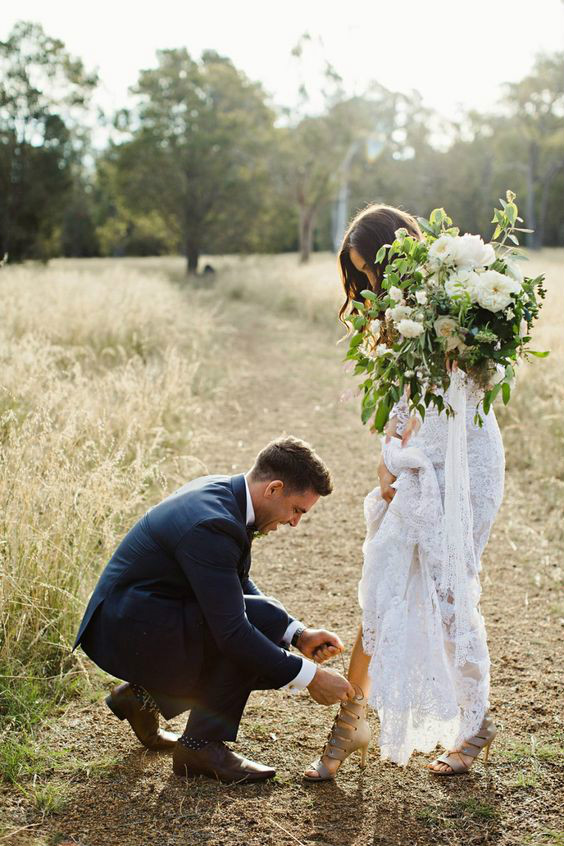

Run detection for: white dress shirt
[[244, 476, 317, 691]]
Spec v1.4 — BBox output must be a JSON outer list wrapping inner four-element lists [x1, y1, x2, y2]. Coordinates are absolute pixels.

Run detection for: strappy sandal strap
[[305, 757, 335, 780], [433, 752, 470, 774]]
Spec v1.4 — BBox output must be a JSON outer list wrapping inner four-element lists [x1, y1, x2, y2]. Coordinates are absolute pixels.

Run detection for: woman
[[304, 204, 505, 779]]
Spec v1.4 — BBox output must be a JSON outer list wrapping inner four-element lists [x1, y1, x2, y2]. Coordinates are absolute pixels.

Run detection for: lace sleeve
[[390, 392, 411, 436]]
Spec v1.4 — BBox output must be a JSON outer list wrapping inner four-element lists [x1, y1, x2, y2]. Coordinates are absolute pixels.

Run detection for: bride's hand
[[378, 455, 397, 503], [399, 416, 421, 447]]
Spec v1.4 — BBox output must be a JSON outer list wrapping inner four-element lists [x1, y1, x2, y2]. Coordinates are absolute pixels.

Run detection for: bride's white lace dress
[[359, 371, 505, 765]]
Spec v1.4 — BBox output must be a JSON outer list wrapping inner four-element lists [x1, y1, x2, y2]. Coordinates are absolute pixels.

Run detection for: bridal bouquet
[[346, 192, 547, 430]]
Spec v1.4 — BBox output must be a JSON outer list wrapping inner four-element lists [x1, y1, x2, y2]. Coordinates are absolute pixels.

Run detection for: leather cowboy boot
[[173, 740, 275, 783]]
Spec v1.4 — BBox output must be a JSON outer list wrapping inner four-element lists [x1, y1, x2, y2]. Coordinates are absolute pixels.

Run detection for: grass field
[[0, 249, 562, 846]]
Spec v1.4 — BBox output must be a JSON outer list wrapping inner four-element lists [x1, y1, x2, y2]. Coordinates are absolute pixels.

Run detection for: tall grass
[[0, 264, 217, 726]]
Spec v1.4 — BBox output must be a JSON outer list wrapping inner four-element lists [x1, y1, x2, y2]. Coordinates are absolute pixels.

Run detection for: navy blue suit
[[75, 474, 303, 738]]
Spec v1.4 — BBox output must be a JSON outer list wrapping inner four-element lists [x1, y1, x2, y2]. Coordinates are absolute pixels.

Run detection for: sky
[[3, 0, 564, 133]]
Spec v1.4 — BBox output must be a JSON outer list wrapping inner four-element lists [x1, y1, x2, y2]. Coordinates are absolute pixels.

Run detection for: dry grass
[[0, 264, 218, 717]]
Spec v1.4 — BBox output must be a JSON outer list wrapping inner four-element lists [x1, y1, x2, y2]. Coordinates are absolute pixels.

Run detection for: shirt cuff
[[283, 657, 317, 693], [282, 619, 305, 647]]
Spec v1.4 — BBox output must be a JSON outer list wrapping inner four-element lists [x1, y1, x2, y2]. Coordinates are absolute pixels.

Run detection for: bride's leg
[[304, 624, 372, 779], [346, 624, 372, 696]]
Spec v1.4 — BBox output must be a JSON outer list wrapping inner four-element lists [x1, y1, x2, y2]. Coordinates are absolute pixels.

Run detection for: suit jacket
[[74, 474, 302, 697]]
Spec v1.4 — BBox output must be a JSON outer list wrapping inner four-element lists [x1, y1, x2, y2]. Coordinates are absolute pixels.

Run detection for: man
[[75, 436, 354, 783]]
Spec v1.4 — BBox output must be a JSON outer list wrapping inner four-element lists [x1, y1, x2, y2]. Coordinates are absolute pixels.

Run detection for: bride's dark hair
[[338, 203, 422, 323]]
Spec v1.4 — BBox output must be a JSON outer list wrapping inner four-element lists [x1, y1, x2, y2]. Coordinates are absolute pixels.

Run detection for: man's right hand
[[306, 667, 355, 705]]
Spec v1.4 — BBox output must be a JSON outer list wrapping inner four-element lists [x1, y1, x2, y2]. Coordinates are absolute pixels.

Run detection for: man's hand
[[296, 628, 343, 663], [378, 455, 397, 504], [307, 666, 355, 705]]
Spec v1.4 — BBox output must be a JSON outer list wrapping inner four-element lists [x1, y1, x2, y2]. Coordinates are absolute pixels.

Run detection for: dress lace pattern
[[359, 372, 505, 765]]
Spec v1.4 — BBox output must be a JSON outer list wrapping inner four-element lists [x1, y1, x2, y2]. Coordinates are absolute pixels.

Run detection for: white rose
[[444, 268, 480, 303], [375, 344, 390, 357], [397, 319, 425, 338], [505, 259, 524, 285], [388, 285, 403, 302], [451, 233, 495, 269], [404, 370, 415, 378], [428, 234, 456, 268], [385, 307, 393, 320], [415, 290, 428, 305], [433, 314, 466, 352], [390, 304, 412, 322], [475, 269, 521, 313]]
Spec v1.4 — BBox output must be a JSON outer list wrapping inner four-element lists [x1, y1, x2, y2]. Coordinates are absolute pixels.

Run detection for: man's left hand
[[296, 628, 344, 663]]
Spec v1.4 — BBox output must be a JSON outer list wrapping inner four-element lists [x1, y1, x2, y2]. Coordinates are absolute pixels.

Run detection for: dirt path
[[6, 292, 563, 846]]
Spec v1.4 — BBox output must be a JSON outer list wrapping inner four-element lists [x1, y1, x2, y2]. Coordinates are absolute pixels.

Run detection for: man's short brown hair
[[249, 436, 332, 497]]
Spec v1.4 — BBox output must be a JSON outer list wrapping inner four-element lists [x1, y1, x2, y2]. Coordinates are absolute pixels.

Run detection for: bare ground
[[2, 281, 563, 846]]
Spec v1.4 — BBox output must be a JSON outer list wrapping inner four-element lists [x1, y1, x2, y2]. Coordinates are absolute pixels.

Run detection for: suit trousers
[[147, 595, 292, 741]]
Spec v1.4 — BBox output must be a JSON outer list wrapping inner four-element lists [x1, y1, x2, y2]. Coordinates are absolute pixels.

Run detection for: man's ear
[[264, 480, 284, 498]]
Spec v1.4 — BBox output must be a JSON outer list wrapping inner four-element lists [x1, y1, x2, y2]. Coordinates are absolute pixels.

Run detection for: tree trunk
[[537, 159, 564, 248], [298, 207, 316, 264], [525, 141, 539, 249], [185, 240, 199, 274]]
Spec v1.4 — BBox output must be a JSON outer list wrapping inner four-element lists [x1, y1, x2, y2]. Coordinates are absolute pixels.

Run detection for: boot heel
[[105, 694, 126, 720]]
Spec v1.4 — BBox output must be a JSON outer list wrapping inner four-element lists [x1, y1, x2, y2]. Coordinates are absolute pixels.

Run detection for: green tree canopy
[[0, 21, 97, 260]]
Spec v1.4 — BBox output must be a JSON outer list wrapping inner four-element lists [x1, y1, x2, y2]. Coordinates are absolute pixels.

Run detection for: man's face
[[255, 482, 320, 534]]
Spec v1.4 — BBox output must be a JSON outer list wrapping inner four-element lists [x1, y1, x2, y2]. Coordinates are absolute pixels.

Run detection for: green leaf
[[505, 202, 518, 225], [360, 290, 379, 301], [502, 382, 511, 405], [349, 333, 364, 348], [483, 392, 492, 415], [374, 399, 390, 432], [375, 246, 387, 264], [527, 350, 550, 358]]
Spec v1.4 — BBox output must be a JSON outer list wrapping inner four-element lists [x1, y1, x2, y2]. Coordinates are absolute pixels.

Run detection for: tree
[[111, 48, 276, 273], [500, 52, 564, 247], [0, 21, 97, 260]]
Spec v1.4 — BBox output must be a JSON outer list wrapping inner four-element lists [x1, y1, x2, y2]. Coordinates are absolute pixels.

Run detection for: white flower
[[444, 268, 480, 303], [375, 344, 391, 357], [428, 233, 495, 271], [434, 316, 458, 338], [404, 370, 415, 378], [390, 304, 412, 322], [428, 234, 456, 268], [434, 315, 465, 350], [388, 285, 403, 302], [505, 308, 515, 320], [451, 234, 495, 269], [368, 318, 381, 339], [475, 269, 521, 312], [505, 259, 524, 285], [397, 319, 425, 338], [385, 307, 393, 320], [519, 318, 529, 336], [415, 290, 428, 305]]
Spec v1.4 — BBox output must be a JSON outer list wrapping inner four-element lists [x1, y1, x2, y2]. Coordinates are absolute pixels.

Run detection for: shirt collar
[[243, 475, 255, 527]]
